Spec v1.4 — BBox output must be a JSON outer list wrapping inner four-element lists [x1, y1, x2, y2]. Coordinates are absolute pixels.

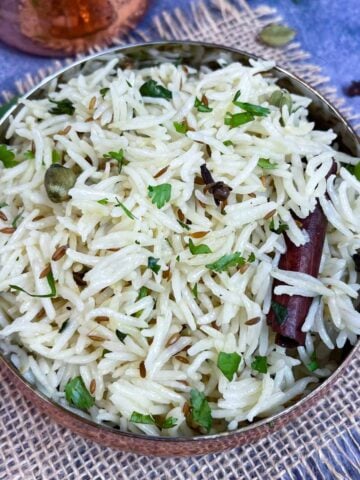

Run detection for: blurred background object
[[0, 0, 149, 56]]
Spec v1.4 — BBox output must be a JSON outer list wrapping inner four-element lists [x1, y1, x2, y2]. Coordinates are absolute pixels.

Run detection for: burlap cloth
[[0, 1, 359, 478]]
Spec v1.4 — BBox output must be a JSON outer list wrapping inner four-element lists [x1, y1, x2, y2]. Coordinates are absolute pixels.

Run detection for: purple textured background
[[0, 0, 359, 115]]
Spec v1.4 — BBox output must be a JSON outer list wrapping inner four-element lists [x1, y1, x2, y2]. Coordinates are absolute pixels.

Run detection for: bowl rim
[[0, 39, 359, 445]]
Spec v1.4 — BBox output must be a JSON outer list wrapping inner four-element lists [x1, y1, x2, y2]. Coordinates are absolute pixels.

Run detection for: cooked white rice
[[0, 57, 359, 437]]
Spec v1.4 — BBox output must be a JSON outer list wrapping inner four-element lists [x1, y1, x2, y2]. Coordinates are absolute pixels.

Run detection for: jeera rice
[[0, 57, 359, 437]]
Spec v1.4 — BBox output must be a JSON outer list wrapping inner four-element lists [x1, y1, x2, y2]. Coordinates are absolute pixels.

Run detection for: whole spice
[[0, 227, 16, 234], [89, 379, 96, 395], [175, 355, 189, 364], [263, 209, 276, 220], [88, 96, 96, 110], [245, 317, 261, 326], [238, 264, 249, 274], [344, 81, 360, 97], [189, 231, 209, 239], [200, 164, 232, 207], [154, 165, 169, 179], [269, 89, 293, 112], [194, 176, 205, 185], [44, 164, 76, 203], [58, 125, 71, 135], [35, 308, 46, 320], [51, 244, 68, 261], [139, 360, 146, 378], [39, 264, 51, 279], [267, 162, 337, 347], [73, 271, 87, 286], [182, 402, 190, 416], [162, 267, 172, 281], [258, 24, 296, 47], [177, 208, 185, 222], [88, 334, 105, 342], [166, 332, 181, 347]]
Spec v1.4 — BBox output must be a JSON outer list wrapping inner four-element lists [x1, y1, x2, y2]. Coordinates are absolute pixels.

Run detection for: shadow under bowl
[[0, 41, 359, 457]]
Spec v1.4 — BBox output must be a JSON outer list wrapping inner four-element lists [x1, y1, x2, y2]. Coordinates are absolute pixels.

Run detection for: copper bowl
[[0, 41, 359, 457]]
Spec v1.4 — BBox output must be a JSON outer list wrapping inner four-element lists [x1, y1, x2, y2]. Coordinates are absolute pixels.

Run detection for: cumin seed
[[295, 220, 303, 228], [260, 175, 267, 187], [194, 176, 205, 185], [0, 227, 16, 234], [52, 245, 68, 261], [177, 208, 185, 221], [39, 264, 51, 279], [0, 211, 8, 221], [89, 379, 96, 394], [35, 308, 45, 320], [33, 215, 44, 221], [58, 125, 71, 135], [239, 264, 249, 274], [201, 94, 209, 107], [245, 317, 261, 326], [175, 355, 189, 364], [95, 316, 109, 323], [248, 192, 256, 198], [108, 248, 120, 252], [264, 209, 276, 220], [139, 360, 146, 378], [73, 272, 87, 286], [189, 231, 209, 239], [88, 334, 105, 342], [122, 58, 134, 69], [182, 402, 190, 416], [88, 96, 96, 110], [154, 165, 169, 179], [162, 267, 172, 281], [166, 332, 180, 347], [178, 380, 189, 386]]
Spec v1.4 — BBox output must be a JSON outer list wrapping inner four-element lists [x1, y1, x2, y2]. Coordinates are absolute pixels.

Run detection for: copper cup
[[0, 0, 149, 56], [0, 41, 359, 456]]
